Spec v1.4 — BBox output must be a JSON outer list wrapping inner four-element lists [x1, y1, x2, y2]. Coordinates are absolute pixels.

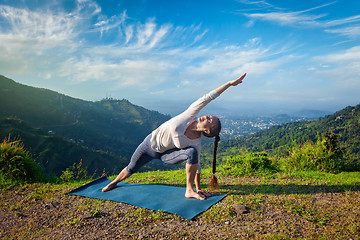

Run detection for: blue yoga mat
[[67, 176, 226, 220]]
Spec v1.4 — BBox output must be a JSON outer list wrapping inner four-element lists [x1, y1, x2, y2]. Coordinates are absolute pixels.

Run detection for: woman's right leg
[[102, 167, 131, 192], [102, 134, 157, 192]]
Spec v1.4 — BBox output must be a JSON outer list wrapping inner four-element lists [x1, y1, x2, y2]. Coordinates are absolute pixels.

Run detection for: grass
[[1, 169, 359, 239], [122, 169, 360, 238]]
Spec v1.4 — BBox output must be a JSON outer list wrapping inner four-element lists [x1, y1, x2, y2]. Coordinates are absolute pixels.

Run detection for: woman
[[102, 73, 247, 200]]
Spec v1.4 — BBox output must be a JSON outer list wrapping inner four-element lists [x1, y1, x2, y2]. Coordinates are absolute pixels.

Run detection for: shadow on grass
[[218, 183, 360, 195], [133, 182, 359, 196], [144, 181, 360, 196]]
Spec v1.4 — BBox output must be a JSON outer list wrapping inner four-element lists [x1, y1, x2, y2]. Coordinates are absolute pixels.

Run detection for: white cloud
[[325, 15, 360, 27], [75, 0, 101, 15], [124, 25, 134, 44], [237, 0, 284, 11], [244, 19, 255, 28], [0, 5, 77, 43], [0, 4, 85, 75], [148, 23, 171, 48], [314, 46, 360, 86], [58, 56, 175, 88], [0, 0, 296, 107], [325, 25, 360, 38], [94, 11, 128, 37], [318, 45, 360, 62], [182, 38, 290, 81], [244, 37, 261, 48], [242, 1, 336, 28], [136, 19, 156, 47], [245, 11, 326, 27], [244, 2, 360, 40], [192, 29, 208, 45]]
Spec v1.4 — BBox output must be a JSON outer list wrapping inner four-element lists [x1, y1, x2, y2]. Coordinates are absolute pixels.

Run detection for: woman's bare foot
[[185, 190, 206, 200], [102, 183, 117, 192]]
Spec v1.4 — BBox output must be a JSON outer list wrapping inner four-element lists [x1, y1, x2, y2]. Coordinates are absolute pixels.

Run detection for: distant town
[[219, 114, 319, 139]]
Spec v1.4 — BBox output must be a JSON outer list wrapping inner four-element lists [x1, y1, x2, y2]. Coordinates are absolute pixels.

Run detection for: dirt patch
[[1, 177, 359, 239]]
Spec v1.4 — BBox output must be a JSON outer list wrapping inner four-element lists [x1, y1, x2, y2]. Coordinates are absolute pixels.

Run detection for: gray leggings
[[126, 134, 198, 174]]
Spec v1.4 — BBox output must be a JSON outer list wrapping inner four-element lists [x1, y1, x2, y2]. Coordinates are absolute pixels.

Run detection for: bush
[[60, 159, 93, 181], [282, 132, 346, 173], [0, 136, 42, 182], [220, 151, 276, 177]]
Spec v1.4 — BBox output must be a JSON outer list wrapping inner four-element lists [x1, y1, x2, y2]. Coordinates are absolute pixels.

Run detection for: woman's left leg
[[159, 147, 198, 165], [184, 163, 205, 200]]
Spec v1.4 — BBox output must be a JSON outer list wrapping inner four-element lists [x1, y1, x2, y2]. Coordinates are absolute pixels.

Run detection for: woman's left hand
[[229, 73, 246, 86], [197, 190, 211, 198], [215, 73, 247, 95]]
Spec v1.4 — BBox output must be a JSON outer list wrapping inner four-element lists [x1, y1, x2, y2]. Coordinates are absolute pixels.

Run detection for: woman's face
[[197, 115, 218, 133]]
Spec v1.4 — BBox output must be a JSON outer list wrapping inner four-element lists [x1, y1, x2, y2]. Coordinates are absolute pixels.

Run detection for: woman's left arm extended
[[215, 73, 246, 95]]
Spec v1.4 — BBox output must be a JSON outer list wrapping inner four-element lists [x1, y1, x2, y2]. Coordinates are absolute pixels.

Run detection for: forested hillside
[[2, 74, 359, 176], [0, 75, 172, 176], [201, 104, 360, 169], [0, 117, 128, 176]]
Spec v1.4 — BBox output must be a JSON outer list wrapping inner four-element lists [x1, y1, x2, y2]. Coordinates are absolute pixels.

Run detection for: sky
[[0, 0, 359, 116]]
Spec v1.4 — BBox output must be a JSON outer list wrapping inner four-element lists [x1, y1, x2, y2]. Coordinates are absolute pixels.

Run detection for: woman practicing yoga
[[102, 73, 247, 200]]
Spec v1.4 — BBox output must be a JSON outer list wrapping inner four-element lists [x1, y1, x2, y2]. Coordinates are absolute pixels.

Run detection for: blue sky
[[0, 0, 359, 116]]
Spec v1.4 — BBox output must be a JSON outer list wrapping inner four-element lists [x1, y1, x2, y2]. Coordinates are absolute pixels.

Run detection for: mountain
[[202, 104, 360, 169], [0, 75, 172, 176], [291, 109, 333, 119], [0, 117, 126, 177]]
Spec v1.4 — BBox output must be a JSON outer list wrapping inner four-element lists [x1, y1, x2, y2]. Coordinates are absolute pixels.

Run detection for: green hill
[[0, 117, 129, 177], [203, 104, 360, 169], [0, 75, 172, 176]]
